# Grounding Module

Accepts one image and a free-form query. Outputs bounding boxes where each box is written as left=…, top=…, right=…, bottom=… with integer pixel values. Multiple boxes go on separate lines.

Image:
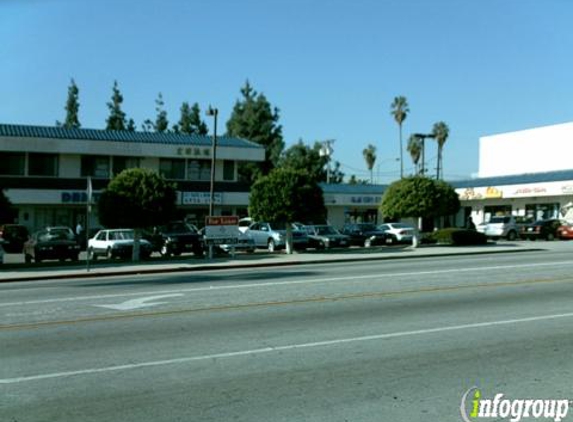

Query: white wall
left=479, top=122, right=573, bottom=177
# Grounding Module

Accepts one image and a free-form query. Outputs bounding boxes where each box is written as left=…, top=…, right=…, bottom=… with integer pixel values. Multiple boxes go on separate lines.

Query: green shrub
left=432, top=228, right=488, bottom=246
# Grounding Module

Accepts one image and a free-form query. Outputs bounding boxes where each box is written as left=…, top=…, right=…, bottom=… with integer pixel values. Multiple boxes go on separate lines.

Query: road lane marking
left=2, top=310, right=573, bottom=385
left=2, top=260, right=573, bottom=308
left=95, top=294, right=184, bottom=310
left=1, top=275, right=571, bottom=331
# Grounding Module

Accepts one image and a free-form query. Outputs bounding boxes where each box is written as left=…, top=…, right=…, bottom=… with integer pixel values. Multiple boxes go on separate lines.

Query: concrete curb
left=0, top=246, right=545, bottom=283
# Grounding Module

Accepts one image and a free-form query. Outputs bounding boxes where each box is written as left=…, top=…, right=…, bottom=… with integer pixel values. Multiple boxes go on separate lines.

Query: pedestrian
left=76, top=221, right=84, bottom=237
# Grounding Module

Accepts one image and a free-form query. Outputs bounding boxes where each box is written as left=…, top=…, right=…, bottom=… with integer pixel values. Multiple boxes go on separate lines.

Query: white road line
left=2, top=311, right=572, bottom=385
left=1, top=260, right=573, bottom=308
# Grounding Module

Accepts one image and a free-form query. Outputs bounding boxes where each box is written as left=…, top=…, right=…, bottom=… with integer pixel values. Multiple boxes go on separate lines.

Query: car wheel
left=35, top=254, right=42, bottom=263
left=268, top=239, right=276, bottom=253
left=507, top=231, right=517, bottom=241
left=71, top=254, right=79, bottom=262
left=193, top=246, right=204, bottom=257
left=547, top=233, right=555, bottom=241
left=25, top=253, right=32, bottom=264
left=247, top=248, right=255, bottom=254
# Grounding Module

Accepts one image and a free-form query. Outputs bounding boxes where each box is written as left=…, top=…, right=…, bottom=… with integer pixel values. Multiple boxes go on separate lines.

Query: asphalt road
left=2, top=249, right=573, bottom=421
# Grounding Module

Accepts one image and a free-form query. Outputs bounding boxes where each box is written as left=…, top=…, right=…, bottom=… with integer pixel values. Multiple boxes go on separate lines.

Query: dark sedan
left=23, top=226, right=81, bottom=263
left=145, top=221, right=204, bottom=257
left=304, top=225, right=351, bottom=249
left=520, top=219, right=563, bottom=241
left=340, top=223, right=388, bottom=247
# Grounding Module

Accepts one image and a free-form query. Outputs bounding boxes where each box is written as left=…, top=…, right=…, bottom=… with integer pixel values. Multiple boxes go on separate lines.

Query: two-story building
left=0, top=124, right=265, bottom=232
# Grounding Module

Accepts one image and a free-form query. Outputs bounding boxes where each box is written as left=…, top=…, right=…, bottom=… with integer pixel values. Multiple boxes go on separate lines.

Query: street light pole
left=206, top=106, right=218, bottom=217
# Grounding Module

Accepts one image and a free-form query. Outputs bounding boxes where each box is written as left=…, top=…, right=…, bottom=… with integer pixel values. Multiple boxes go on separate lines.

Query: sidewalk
left=0, top=243, right=545, bottom=283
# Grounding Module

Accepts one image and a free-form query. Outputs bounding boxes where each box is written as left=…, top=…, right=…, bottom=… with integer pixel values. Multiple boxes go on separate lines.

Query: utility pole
left=319, top=139, right=335, bottom=183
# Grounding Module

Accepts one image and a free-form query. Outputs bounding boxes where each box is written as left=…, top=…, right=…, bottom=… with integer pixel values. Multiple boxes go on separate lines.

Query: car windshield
left=162, top=222, right=193, bottom=233
left=358, top=223, right=377, bottom=231
left=489, top=216, right=510, bottom=224
left=38, top=228, right=75, bottom=242
left=110, top=230, right=134, bottom=240
left=316, top=226, right=337, bottom=235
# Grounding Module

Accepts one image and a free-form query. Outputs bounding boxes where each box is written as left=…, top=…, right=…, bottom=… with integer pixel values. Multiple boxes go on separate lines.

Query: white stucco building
left=455, top=122, right=573, bottom=226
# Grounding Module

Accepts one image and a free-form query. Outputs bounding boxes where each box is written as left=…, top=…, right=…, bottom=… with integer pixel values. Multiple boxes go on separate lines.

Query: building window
left=112, top=156, right=140, bottom=175
left=223, top=160, right=235, bottom=181
left=0, top=152, right=25, bottom=175
left=159, top=158, right=185, bottom=179
left=483, top=205, right=512, bottom=223
left=525, top=203, right=560, bottom=221
left=28, top=153, right=58, bottom=176
left=81, top=155, right=110, bottom=178
left=187, top=160, right=211, bottom=181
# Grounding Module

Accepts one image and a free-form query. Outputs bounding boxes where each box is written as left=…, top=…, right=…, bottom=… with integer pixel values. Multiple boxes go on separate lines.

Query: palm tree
left=432, top=121, right=450, bottom=180
left=391, top=96, right=409, bottom=178
left=362, top=144, right=377, bottom=183
left=407, top=134, right=422, bottom=175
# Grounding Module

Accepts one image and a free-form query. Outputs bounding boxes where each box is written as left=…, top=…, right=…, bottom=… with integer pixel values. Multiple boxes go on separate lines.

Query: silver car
left=247, top=222, right=308, bottom=252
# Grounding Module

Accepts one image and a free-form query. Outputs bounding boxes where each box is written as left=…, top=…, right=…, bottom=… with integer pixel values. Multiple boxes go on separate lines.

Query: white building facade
left=0, top=124, right=265, bottom=232
left=455, top=122, right=573, bottom=225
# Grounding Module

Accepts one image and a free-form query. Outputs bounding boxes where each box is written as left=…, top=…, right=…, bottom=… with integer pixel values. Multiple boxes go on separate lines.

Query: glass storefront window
left=28, top=153, right=58, bottom=176
left=483, top=205, right=512, bottom=223
left=112, top=156, right=140, bottom=175
left=187, top=160, right=211, bottom=181
left=159, top=158, right=185, bottom=180
left=81, top=155, right=110, bottom=178
left=525, top=203, right=560, bottom=221
left=223, top=160, right=235, bottom=181
left=0, top=152, right=25, bottom=175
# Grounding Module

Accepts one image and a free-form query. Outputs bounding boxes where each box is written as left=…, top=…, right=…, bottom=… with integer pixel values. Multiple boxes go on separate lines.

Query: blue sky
left=1, top=0, right=572, bottom=182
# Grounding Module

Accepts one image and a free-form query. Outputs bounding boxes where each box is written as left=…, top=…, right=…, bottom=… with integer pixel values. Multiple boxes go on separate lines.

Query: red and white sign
left=204, top=216, right=239, bottom=244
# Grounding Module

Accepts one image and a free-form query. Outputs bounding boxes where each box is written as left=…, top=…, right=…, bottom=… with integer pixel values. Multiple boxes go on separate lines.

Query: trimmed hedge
left=429, top=228, right=488, bottom=246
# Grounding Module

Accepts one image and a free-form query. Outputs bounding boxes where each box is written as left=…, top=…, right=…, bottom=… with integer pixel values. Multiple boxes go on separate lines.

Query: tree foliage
left=249, top=168, right=326, bottom=226
left=407, top=134, right=422, bottom=175
left=432, top=121, right=450, bottom=180
left=98, top=168, right=177, bottom=229
left=58, top=78, right=81, bottom=128
left=279, top=140, right=344, bottom=184
left=143, top=93, right=169, bottom=133
left=390, top=96, right=409, bottom=178
left=173, top=102, right=208, bottom=135
left=226, top=81, right=284, bottom=184
left=362, top=144, right=377, bottom=183
left=106, top=80, right=127, bottom=131
left=0, top=189, right=16, bottom=224
left=380, top=176, right=460, bottom=220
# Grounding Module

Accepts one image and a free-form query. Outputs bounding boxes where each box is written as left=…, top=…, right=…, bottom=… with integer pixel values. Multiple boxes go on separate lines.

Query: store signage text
left=350, top=196, right=382, bottom=204
left=182, top=192, right=222, bottom=205
left=61, top=191, right=101, bottom=204
left=176, top=147, right=211, bottom=157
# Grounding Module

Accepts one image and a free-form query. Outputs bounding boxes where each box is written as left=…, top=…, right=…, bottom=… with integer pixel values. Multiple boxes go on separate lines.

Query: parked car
left=248, top=222, right=309, bottom=252
left=238, top=217, right=253, bottom=234
left=23, top=226, right=80, bottom=263
left=303, top=225, right=350, bottom=249
left=0, top=224, right=29, bottom=253
left=520, top=219, right=563, bottom=241
left=340, top=223, right=388, bottom=247
left=377, top=222, right=416, bottom=244
left=484, top=216, right=530, bottom=240
left=145, top=221, right=204, bottom=257
left=210, top=230, right=256, bottom=254
left=88, top=229, right=152, bottom=260
left=557, top=222, right=573, bottom=240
